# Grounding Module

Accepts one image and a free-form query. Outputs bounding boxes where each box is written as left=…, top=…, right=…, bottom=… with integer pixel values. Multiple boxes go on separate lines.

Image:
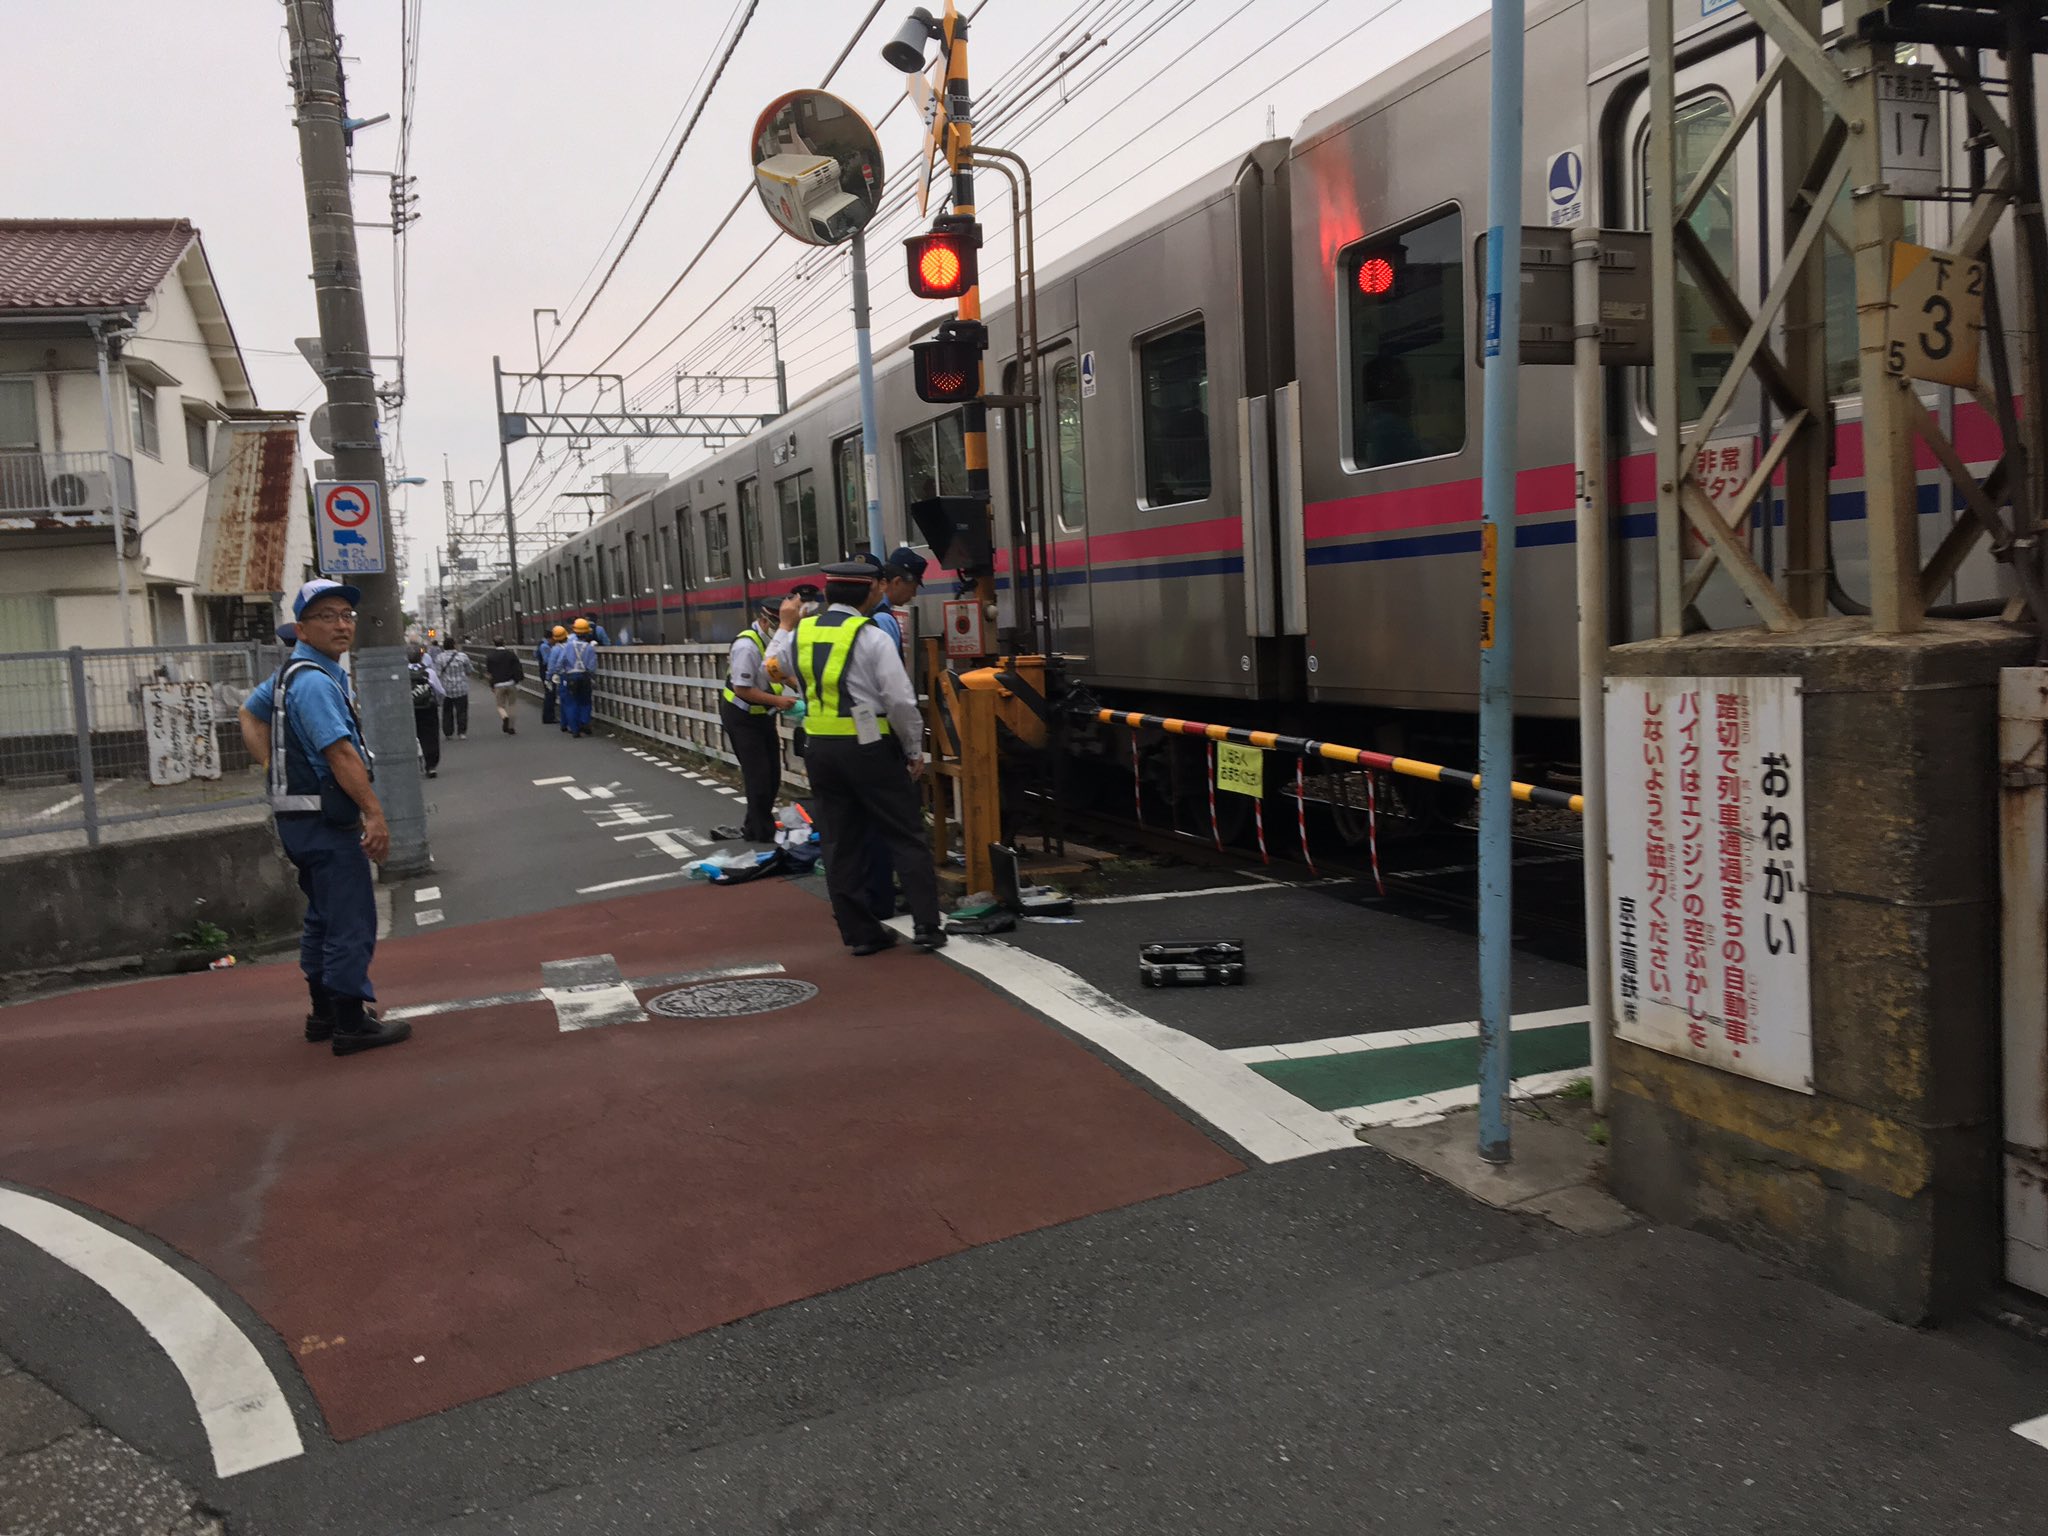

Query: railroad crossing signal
left=905, top=215, right=981, bottom=299
left=912, top=319, right=987, bottom=404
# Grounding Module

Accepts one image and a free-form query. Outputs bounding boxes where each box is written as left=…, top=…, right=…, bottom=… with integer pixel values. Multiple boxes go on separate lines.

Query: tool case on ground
left=1138, top=940, right=1246, bottom=987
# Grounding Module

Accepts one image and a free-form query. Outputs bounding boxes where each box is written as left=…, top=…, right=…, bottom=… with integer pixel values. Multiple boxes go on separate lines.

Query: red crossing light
left=905, top=216, right=982, bottom=299
left=1358, top=256, right=1396, bottom=297
left=912, top=319, right=987, bottom=404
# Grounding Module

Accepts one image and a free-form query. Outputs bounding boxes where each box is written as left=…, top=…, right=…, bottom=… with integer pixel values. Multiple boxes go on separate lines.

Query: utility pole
left=283, top=0, right=430, bottom=876
left=492, top=356, right=523, bottom=641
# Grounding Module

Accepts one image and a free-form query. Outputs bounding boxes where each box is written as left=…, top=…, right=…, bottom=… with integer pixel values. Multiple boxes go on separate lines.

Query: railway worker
left=540, top=624, right=566, bottom=729
left=552, top=617, right=600, bottom=739
left=580, top=611, right=613, bottom=647
left=235, top=579, right=411, bottom=1057
left=484, top=639, right=524, bottom=733
left=434, top=635, right=474, bottom=740
left=716, top=592, right=802, bottom=843
left=862, top=547, right=927, bottom=918
left=766, top=561, right=945, bottom=955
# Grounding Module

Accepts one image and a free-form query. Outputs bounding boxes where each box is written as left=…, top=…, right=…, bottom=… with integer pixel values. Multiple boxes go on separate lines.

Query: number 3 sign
left=1885, top=242, right=1985, bottom=389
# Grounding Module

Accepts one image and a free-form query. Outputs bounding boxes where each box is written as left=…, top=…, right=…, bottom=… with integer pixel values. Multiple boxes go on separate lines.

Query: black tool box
left=1138, top=940, right=1247, bottom=987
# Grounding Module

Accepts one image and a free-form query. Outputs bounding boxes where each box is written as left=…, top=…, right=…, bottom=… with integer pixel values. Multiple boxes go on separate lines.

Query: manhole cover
left=647, top=978, right=818, bottom=1019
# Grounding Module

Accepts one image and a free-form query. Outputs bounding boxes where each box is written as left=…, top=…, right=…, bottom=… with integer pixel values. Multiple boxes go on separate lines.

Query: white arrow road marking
left=0, top=1187, right=304, bottom=1478
left=532, top=776, right=575, bottom=786
left=542, top=954, right=647, bottom=1033
left=2016, top=1412, right=2048, bottom=1451
left=382, top=962, right=785, bottom=1022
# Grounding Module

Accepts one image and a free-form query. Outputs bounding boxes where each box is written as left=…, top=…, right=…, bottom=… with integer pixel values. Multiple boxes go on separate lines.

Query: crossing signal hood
left=905, top=216, right=981, bottom=299
left=912, top=319, right=987, bottom=404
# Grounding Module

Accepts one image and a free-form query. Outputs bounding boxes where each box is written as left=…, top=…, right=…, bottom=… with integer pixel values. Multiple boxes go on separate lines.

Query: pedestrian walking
left=715, top=592, right=802, bottom=842
left=539, top=625, right=564, bottom=728
left=767, top=561, right=944, bottom=955
left=435, top=637, right=474, bottom=739
left=552, top=618, right=599, bottom=738
left=862, top=547, right=926, bottom=918
left=484, top=640, right=525, bottom=733
left=235, top=579, right=411, bottom=1056
left=408, top=643, right=444, bottom=777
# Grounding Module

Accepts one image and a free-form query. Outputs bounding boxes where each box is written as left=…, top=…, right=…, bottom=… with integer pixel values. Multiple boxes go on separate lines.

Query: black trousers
left=441, top=693, right=469, bottom=737
left=720, top=700, right=782, bottom=843
left=413, top=706, right=440, bottom=773
left=806, top=735, right=939, bottom=945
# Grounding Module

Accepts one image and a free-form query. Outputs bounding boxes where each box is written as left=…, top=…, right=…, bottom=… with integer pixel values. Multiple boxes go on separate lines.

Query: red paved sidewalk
left=0, top=883, right=1241, bottom=1440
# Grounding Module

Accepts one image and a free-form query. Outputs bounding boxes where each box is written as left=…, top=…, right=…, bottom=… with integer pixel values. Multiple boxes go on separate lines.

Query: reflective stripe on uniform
left=720, top=627, right=784, bottom=715
left=795, top=611, right=889, bottom=738
left=269, top=661, right=328, bottom=813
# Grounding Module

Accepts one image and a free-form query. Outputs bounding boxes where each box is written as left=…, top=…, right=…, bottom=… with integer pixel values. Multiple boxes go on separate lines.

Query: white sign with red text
left=1605, top=674, right=1812, bottom=1093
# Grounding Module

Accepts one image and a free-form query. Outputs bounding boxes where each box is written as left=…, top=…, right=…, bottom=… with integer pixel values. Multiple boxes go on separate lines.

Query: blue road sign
left=315, top=480, right=386, bottom=576
left=1546, top=147, right=1586, bottom=228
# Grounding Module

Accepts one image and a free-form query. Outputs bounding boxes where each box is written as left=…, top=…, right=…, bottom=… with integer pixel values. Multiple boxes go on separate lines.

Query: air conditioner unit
left=47, top=470, right=114, bottom=515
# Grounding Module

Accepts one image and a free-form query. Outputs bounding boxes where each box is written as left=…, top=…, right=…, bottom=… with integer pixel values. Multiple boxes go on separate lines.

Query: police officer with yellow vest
left=767, top=562, right=944, bottom=954
left=718, top=592, right=800, bottom=842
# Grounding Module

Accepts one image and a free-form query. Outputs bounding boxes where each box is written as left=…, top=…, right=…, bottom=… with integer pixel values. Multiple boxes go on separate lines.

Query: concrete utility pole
left=283, top=0, right=430, bottom=875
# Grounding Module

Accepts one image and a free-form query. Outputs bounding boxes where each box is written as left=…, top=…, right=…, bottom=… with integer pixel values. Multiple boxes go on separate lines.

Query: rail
left=1090, top=708, right=1585, bottom=815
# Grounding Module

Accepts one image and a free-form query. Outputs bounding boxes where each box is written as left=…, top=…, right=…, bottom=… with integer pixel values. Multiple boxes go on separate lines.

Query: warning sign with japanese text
left=1215, top=742, right=1264, bottom=798
left=1604, top=675, right=1812, bottom=1094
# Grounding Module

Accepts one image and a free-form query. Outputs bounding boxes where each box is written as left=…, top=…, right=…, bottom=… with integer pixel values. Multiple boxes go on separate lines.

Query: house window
left=777, top=469, right=820, bottom=568
left=130, top=381, right=161, bottom=459
left=0, top=379, right=36, bottom=450
left=738, top=477, right=764, bottom=579
left=832, top=433, right=870, bottom=557
left=185, top=412, right=210, bottom=471
left=897, top=409, right=968, bottom=511
left=703, top=507, right=731, bottom=580
left=1137, top=318, right=1209, bottom=506
left=1340, top=207, right=1467, bottom=471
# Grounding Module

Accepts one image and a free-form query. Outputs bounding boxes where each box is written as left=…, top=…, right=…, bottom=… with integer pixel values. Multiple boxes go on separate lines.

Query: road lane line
left=561, top=786, right=591, bottom=801
left=541, top=954, right=647, bottom=1033
left=1339, top=1069, right=1590, bottom=1130
left=0, top=1187, right=304, bottom=1478
left=1075, top=881, right=1337, bottom=907
left=1226, top=1006, right=1593, bottom=1064
left=532, top=776, right=575, bottom=786
left=2015, top=1413, right=2048, bottom=1451
left=414, top=886, right=441, bottom=903
left=577, top=871, right=695, bottom=894
left=31, top=793, right=85, bottom=820
left=415, top=910, right=444, bottom=927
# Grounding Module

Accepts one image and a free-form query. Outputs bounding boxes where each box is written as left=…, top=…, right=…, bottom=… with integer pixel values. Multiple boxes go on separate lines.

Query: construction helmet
left=551, top=625, right=568, bottom=640
left=572, top=617, right=593, bottom=634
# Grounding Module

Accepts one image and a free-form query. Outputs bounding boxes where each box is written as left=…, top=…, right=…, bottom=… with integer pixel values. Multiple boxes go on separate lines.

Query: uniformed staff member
left=717, top=592, right=802, bottom=843
left=863, top=547, right=926, bottom=918
left=237, top=579, right=412, bottom=1057
left=540, top=624, right=565, bottom=728
left=552, top=617, right=598, bottom=738
left=767, top=561, right=944, bottom=955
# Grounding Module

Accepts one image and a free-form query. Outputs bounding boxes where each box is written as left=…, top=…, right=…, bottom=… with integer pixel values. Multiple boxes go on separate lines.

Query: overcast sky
left=3, top=0, right=1483, bottom=608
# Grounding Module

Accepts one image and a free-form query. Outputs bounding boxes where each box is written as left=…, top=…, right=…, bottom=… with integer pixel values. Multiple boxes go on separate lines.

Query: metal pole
left=849, top=230, right=887, bottom=556
left=89, top=323, right=135, bottom=649
left=493, top=355, right=523, bottom=641
left=1477, top=0, right=1525, bottom=1165
left=756, top=306, right=790, bottom=419
left=944, top=8, right=997, bottom=643
left=1572, top=218, right=1612, bottom=1116
left=67, top=646, right=100, bottom=848
left=284, top=0, right=429, bottom=875
left=1647, top=0, right=1682, bottom=637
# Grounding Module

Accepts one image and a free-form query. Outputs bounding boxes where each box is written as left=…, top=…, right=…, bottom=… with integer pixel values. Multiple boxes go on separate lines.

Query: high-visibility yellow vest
left=720, top=627, right=784, bottom=715
left=795, top=612, right=888, bottom=737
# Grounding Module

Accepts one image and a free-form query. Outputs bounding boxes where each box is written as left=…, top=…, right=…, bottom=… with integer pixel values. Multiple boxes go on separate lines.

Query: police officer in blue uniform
left=861, top=547, right=926, bottom=918
left=767, top=561, right=944, bottom=954
left=238, top=579, right=412, bottom=1056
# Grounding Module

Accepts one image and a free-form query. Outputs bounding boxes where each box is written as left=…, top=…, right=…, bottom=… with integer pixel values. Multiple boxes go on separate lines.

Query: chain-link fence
left=0, top=642, right=276, bottom=849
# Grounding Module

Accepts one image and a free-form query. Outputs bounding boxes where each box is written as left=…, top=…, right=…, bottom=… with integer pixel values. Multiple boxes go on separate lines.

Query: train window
left=1055, top=358, right=1086, bottom=531
left=703, top=507, right=731, bottom=581
left=777, top=470, right=821, bottom=568
left=1340, top=209, right=1466, bottom=471
left=739, top=478, right=765, bottom=579
left=1637, top=93, right=1738, bottom=421
left=1137, top=317, right=1210, bottom=507
left=898, top=410, right=969, bottom=510
left=832, top=433, right=870, bottom=557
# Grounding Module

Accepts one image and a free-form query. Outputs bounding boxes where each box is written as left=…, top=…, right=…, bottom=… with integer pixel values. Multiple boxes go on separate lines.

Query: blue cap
left=293, top=577, right=361, bottom=618
left=883, top=546, right=928, bottom=581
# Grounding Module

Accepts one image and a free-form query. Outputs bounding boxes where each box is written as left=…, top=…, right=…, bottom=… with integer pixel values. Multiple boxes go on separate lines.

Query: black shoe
left=912, top=928, right=948, bottom=952
left=503, top=720, right=512, bottom=734
left=426, top=768, right=438, bottom=778
left=304, top=1011, right=333, bottom=1043
left=709, top=825, right=746, bottom=842
left=850, top=933, right=899, bottom=957
left=331, top=1002, right=410, bottom=1057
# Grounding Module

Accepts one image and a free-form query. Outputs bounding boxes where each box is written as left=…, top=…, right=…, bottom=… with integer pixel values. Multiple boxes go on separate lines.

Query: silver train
left=464, top=0, right=2010, bottom=801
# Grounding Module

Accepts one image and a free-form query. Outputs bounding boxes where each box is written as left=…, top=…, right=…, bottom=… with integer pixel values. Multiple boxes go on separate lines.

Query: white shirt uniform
left=727, top=628, right=771, bottom=694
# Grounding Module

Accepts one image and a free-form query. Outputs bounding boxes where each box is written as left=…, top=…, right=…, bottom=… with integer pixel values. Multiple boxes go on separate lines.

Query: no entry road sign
left=315, top=480, right=386, bottom=575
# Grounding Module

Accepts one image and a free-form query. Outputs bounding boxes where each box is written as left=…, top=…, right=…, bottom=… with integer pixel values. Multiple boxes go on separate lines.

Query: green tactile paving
left=1250, top=1022, right=1592, bottom=1113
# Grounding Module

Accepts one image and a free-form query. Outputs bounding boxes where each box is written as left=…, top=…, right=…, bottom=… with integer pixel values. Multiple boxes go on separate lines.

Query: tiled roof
left=0, top=219, right=196, bottom=312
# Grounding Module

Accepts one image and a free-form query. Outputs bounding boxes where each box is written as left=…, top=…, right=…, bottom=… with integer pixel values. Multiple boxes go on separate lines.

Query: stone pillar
left=1606, top=618, right=2031, bottom=1322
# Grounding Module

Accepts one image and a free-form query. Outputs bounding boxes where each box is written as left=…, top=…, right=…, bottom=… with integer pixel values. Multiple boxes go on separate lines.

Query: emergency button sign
left=316, top=479, right=386, bottom=576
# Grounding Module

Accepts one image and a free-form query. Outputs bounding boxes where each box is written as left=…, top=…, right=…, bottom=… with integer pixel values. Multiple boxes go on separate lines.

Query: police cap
left=820, top=560, right=881, bottom=582
left=883, top=546, right=929, bottom=582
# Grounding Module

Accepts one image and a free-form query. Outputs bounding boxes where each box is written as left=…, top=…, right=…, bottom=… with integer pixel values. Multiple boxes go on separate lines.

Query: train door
left=1612, top=32, right=1767, bottom=634
left=999, top=341, right=1092, bottom=656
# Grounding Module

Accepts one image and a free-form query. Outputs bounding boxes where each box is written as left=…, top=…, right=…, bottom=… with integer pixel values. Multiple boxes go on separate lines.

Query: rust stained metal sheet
left=196, top=423, right=302, bottom=595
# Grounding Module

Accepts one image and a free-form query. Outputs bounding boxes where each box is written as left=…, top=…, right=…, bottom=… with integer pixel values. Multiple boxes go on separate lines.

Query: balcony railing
left=0, top=451, right=139, bottom=535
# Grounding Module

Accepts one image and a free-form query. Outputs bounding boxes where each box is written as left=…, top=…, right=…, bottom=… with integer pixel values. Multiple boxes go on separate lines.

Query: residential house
left=0, top=219, right=308, bottom=655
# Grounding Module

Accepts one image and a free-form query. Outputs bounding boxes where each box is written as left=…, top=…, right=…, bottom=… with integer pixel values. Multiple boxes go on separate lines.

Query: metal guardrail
left=0, top=642, right=272, bottom=847
left=0, top=449, right=138, bottom=533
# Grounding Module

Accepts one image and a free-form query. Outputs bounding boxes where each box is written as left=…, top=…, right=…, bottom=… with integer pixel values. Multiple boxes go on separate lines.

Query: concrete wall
left=1606, top=618, right=2032, bottom=1323
left=0, top=817, right=302, bottom=981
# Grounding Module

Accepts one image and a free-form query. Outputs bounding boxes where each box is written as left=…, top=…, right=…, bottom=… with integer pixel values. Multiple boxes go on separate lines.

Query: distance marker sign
left=314, top=480, right=386, bottom=576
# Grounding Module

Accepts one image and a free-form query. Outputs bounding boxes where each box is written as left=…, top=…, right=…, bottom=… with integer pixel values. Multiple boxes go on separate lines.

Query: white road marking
left=913, top=925, right=1358, bottom=1164
left=588, top=785, right=615, bottom=800
left=561, top=786, right=591, bottom=801
left=1074, top=881, right=1338, bottom=907
left=383, top=963, right=787, bottom=1022
left=374, top=886, right=393, bottom=941
left=414, top=886, right=441, bottom=903
left=0, top=1187, right=303, bottom=1478
left=1225, top=1006, right=1593, bottom=1064
left=1337, top=1069, right=1590, bottom=1130
left=577, top=871, right=694, bottom=894
left=718, top=788, right=744, bottom=798
left=2014, top=1412, right=2048, bottom=1451
left=415, top=910, right=444, bottom=927
left=541, top=954, right=647, bottom=1033
left=532, top=776, right=575, bottom=786
left=31, top=793, right=85, bottom=820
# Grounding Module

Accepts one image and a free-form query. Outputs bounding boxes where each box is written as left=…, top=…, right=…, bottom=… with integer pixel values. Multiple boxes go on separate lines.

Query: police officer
left=717, top=592, right=801, bottom=843
left=236, top=579, right=412, bottom=1056
left=862, top=548, right=926, bottom=917
left=767, top=561, right=944, bottom=954
left=552, top=617, right=599, bottom=738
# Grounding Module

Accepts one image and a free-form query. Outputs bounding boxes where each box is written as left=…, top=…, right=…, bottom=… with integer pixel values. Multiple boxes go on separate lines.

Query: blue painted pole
left=850, top=228, right=887, bottom=557
left=1477, top=0, right=1524, bottom=1165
